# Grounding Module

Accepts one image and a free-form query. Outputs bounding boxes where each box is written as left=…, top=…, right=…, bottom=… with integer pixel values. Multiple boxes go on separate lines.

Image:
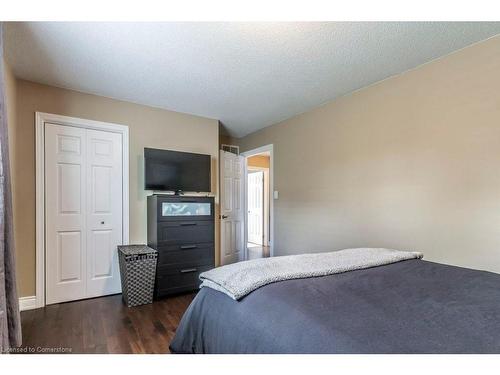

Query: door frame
left=35, top=112, right=129, bottom=308
left=241, top=144, right=274, bottom=260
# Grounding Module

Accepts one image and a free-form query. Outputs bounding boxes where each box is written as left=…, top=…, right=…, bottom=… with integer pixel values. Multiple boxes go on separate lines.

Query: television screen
left=144, top=148, right=211, bottom=192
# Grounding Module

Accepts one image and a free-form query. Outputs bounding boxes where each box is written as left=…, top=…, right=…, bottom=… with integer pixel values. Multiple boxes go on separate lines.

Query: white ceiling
left=5, top=22, right=500, bottom=137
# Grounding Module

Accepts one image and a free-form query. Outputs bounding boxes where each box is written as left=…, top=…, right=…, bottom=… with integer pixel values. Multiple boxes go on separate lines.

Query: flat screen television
left=144, top=148, right=211, bottom=193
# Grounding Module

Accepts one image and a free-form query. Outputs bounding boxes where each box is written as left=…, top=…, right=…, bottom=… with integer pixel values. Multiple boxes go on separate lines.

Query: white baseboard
left=19, top=296, right=37, bottom=311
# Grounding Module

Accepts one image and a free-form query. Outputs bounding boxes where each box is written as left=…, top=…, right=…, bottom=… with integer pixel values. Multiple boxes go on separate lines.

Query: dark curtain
left=0, top=22, right=21, bottom=353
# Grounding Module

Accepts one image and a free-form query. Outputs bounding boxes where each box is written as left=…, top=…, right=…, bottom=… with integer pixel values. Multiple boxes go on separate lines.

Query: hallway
left=247, top=242, right=270, bottom=259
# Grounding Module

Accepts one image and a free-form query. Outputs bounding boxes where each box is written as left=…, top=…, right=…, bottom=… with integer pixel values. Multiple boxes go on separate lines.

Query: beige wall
left=12, top=79, right=219, bottom=297
left=236, top=36, right=500, bottom=274
left=247, top=155, right=270, bottom=169
left=219, top=134, right=233, bottom=146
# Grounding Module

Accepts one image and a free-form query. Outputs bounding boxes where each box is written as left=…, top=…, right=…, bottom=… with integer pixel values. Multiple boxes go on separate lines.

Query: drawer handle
left=180, top=268, right=198, bottom=273
left=180, top=245, right=197, bottom=250
left=180, top=222, right=197, bottom=226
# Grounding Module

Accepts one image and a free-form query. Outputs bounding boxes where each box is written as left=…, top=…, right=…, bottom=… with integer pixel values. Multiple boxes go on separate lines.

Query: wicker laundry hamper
left=118, top=245, right=158, bottom=307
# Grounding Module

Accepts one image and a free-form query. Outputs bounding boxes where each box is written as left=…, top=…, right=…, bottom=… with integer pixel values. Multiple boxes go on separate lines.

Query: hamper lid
left=118, top=244, right=157, bottom=256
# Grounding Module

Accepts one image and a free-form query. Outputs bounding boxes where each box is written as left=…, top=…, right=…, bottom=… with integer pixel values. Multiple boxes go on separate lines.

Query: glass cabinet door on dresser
left=162, top=202, right=211, bottom=217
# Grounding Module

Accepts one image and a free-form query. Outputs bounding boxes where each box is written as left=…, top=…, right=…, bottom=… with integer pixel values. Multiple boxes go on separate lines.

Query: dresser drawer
left=157, top=244, right=214, bottom=266
left=155, top=264, right=212, bottom=297
left=157, top=259, right=213, bottom=274
left=157, top=221, right=214, bottom=246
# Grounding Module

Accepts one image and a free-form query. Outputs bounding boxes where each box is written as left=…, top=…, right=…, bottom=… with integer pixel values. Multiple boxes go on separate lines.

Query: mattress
left=170, top=259, right=500, bottom=353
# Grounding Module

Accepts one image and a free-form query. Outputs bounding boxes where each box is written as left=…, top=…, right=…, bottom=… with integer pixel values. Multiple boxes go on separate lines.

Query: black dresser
left=147, top=194, right=215, bottom=298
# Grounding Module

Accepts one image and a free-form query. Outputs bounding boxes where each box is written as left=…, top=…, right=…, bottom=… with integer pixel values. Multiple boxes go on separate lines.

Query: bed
left=169, top=252, right=500, bottom=354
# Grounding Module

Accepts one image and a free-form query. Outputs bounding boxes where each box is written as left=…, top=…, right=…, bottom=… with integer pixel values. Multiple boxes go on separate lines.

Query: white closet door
left=85, top=129, right=123, bottom=298
left=45, top=124, right=123, bottom=304
left=45, top=123, right=87, bottom=304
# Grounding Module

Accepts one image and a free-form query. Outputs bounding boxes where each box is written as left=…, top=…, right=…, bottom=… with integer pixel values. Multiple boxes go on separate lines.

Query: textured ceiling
left=5, top=22, right=500, bottom=137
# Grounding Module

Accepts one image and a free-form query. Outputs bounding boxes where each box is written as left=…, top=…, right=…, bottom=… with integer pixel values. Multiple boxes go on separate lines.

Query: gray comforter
left=170, top=259, right=500, bottom=353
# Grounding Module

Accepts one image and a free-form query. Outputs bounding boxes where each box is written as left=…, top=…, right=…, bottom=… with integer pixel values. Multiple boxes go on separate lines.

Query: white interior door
left=45, top=123, right=123, bottom=305
left=45, top=124, right=87, bottom=304
left=220, top=150, right=245, bottom=265
left=85, top=129, right=123, bottom=298
left=247, top=171, right=264, bottom=245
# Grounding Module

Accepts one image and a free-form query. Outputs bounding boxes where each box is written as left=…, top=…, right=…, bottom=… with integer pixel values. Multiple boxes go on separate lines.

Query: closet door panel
left=86, top=129, right=123, bottom=298
left=45, top=123, right=87, bottom=304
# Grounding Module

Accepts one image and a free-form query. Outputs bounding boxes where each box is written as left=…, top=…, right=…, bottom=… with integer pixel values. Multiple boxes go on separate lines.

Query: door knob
left=101, top=221, right=105, bottom=224
left=221, top=215, right=228, bottom=219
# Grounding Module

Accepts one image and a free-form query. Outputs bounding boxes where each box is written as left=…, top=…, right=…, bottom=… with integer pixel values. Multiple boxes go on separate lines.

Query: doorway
left=242, top=145, right=274, bottom=260
left=219, top=144, right=274, bottom=265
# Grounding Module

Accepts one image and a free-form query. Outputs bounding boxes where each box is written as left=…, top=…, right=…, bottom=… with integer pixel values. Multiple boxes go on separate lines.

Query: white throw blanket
left=200, top=248, right=423, bottom=300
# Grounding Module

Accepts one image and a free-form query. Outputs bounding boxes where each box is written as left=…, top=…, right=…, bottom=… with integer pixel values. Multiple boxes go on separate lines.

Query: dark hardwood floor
left=17, top=293, right=196, bottom=354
